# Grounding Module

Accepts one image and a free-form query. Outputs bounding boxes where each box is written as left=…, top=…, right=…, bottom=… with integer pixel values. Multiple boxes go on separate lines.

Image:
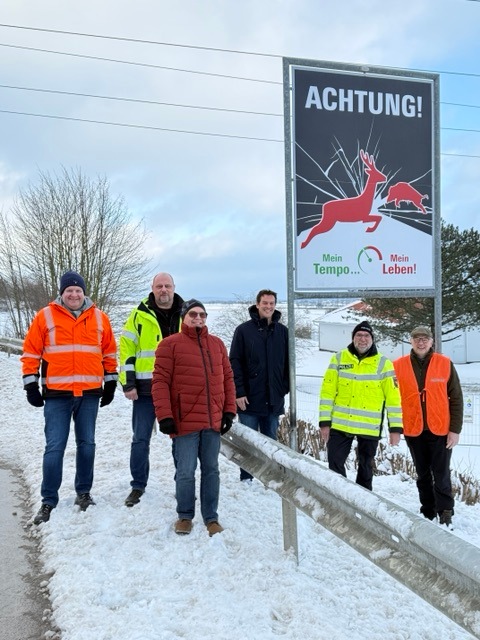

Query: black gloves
left=159, top=418, right=176, bottom=435
left=25, top=383, right=44, bottom=408
left=100, top=380, right=117, bottom=407
left=221, top=412, right=235, bottom=435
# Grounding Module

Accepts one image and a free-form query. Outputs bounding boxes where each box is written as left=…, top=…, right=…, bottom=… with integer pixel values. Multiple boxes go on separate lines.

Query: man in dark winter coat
left=119, top=272, right=184, bottom=507
left=229, top=289, right=290, bottom=481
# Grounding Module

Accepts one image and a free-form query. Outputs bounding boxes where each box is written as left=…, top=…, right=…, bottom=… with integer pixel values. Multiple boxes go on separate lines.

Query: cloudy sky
left=0, top=0, right=479, bottom=300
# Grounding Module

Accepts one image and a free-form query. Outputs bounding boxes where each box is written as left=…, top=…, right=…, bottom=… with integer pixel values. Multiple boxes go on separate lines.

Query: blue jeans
left=173, top=429, right=220, bottom=523
left=129, top=395, right=156, bottom=490
left=238, top=412, right=279, bottom=481
left=41, top=395, right=99, bottom=507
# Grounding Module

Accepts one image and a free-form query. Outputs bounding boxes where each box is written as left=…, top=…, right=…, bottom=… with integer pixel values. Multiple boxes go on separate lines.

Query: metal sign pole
left=283, top=57, right=299, bottom=559
left=433, top=76, right=443, bottom=352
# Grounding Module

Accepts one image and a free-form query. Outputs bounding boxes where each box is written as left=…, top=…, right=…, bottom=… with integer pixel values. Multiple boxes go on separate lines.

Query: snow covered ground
left=1, top=329, right=480, bottom=639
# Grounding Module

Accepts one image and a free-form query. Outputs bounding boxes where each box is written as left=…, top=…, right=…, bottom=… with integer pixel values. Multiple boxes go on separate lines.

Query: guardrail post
left=281, top=499, right=298, bottom=556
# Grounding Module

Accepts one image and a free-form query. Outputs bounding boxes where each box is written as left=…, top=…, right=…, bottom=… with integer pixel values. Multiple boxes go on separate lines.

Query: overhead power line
left=1, top=108, right=480, bottom=159
left=0, top=24, right=478, bottom=158
left=0, top=83, right=283, bottom=117
left=442, top=152, right=480, bottom=158
left=1, top=82, right=479, bottom=116
left=0, top=23, right=479, bottom=81
left=0, top=43, right=282, bottom=85
left=0, top=108, right=284, bottom=142
left=442, top=101, right=480, bottom=110
left=443, top=126, right=480, bottom=133
left=0, top=23, right=281, bottom=59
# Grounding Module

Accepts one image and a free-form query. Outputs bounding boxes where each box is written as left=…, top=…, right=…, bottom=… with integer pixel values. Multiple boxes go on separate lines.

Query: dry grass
left=452, top=471, right=480, bottom=506
left=278, top=416, right=480, bottom=506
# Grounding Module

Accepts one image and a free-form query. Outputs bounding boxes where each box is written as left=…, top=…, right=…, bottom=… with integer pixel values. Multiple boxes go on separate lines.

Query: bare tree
left=0, top=167, right=149, bottom=337
left=209, top=294, right=253, bottom=349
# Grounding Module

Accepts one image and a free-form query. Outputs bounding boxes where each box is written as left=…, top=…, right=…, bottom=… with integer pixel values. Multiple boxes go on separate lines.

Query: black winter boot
left=75, top=493, right=96, bottom=511
left=33, top=503, right=54, bottom=525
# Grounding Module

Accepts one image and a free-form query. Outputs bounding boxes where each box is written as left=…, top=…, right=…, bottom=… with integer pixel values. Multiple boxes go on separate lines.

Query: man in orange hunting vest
left=394, top=326, right=463, bottom=530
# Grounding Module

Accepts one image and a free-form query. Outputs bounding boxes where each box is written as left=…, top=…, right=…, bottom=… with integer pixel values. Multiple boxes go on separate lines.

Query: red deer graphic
left=301, top=150, right=387, bottom=249
left=386, top=182, right=428, bottom=214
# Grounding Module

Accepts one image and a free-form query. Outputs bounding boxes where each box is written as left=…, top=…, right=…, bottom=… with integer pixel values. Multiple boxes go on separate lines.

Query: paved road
left=0, top=464, right=56, bottom=640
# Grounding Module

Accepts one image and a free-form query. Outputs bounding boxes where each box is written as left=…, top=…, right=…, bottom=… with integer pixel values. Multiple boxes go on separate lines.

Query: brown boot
left=206, top=521, right=224, bottom=537
left=174, top=519, right=193, bottom=535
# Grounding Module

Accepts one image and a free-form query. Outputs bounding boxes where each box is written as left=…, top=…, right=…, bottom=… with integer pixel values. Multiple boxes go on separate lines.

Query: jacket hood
left=248, top=304, right=282, bottom=325
left=54, top=296, right=94, bottom=313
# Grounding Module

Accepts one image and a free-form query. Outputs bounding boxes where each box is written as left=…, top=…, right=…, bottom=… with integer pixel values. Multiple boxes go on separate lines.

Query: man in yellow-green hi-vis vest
left=119, top=272, right=183, bottom=507
left=319, top=320, right=402, bottom=490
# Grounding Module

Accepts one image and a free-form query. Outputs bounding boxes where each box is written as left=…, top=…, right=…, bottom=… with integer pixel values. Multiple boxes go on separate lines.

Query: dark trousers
left=327, top=429, right=379, bottom=491
left=405, top=430, right=454, bottom=517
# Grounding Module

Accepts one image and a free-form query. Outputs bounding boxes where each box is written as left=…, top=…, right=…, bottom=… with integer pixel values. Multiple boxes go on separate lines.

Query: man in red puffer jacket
left=152, top=299, right=236, bottom=537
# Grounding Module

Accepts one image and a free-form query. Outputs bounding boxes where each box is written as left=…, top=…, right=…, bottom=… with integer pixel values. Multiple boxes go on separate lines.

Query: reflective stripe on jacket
left=119, top=297, right=182, bottom=394
left=394, top=353, right=451, bottom=436
left=319, top=348, right=402, bottom=437
left=21, top=299, right=118, bottom=397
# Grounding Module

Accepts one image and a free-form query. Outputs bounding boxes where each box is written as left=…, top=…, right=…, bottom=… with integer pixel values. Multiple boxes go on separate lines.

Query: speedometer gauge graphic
left=357, top=246, right=383, bottom=273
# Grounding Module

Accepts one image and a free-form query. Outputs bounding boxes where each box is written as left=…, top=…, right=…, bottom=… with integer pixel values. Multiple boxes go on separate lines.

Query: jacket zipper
left=197, top=332, right=213, bottom=427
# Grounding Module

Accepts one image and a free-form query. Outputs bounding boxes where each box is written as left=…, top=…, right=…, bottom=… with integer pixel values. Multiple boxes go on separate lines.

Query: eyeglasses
left=187, top=311, right=207, bottom=319
left=412, top=336, right=431, bottom=343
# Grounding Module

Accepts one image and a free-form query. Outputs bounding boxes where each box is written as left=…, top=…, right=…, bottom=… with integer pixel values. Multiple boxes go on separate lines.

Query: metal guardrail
left=0, top=337, right=23, bottom=356
left=221, top=424, right=480, bottom=639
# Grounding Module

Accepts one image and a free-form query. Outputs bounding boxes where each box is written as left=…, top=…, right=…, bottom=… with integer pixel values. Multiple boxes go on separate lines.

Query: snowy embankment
left=1, top=349, right=479, bottom=640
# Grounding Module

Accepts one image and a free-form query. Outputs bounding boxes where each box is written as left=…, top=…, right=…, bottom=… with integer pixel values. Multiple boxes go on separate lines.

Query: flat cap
left=410, top=325, right=433, bottom=338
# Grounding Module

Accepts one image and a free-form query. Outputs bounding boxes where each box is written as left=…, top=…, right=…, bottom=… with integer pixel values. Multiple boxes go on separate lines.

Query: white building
left=317, top=301, right=480, bottom=364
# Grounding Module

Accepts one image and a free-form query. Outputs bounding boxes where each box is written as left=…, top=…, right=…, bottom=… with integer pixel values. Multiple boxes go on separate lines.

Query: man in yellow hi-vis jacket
left=319, top=321, right=402, bottom=490
left=119, top=272, right=183, bottom=507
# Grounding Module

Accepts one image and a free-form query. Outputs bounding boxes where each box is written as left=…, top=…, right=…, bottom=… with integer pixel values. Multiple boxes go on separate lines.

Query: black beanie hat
left=352, top=320, right=374, bottom=340
left=181, top=299, right=206, bottom=319
left=60, top=271, right=86, bottom=295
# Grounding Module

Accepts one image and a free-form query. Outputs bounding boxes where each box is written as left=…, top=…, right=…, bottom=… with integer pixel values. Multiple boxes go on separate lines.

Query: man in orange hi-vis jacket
left=394, top=325, right=463, bottom=530
left=21, top=271, right=118, bottom=525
